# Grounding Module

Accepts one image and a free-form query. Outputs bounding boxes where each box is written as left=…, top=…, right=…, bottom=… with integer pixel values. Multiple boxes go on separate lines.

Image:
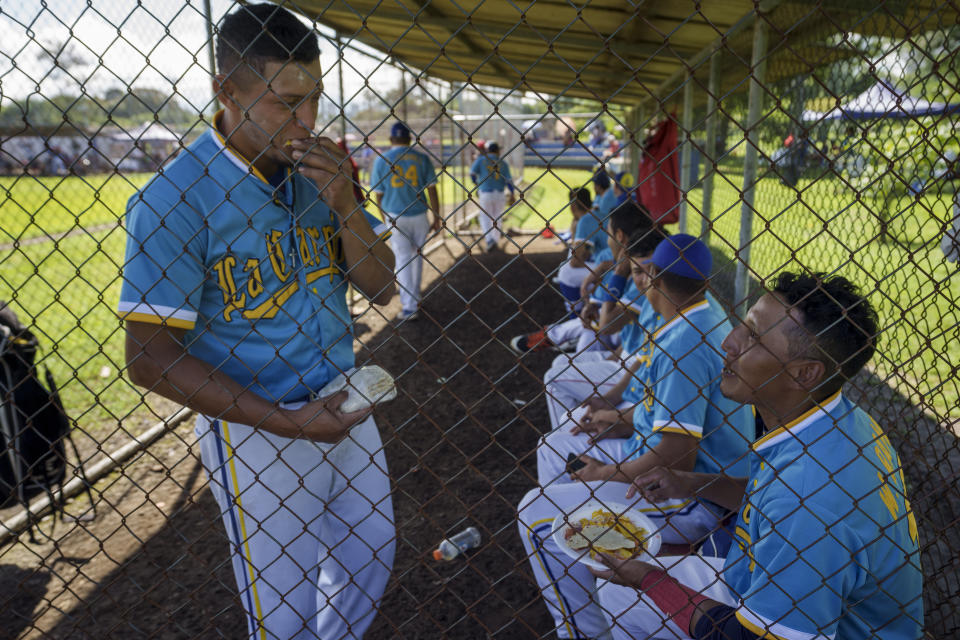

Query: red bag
left=635, top=116, right=681, bottom=224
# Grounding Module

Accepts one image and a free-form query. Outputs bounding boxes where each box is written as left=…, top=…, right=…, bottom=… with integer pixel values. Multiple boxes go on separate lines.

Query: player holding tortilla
left=591, top=273, right=922, bottom=639
left=118, top=5, right=396, bottom=638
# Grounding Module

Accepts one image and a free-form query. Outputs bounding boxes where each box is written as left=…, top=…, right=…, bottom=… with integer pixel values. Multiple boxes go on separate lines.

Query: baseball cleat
left=508, top=328, right=553, bottom=354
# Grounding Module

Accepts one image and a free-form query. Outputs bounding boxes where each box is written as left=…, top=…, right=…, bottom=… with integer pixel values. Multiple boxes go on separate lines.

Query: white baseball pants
left=386, top=212, right=431, bottom=314
left=597, top=555, right=735, bottom=640
left=477, top=190, right=506, bottom=246
left=197, top=413, right=395, bottom=640
left=544, top=353, right=622, bottom=431
left=517, top=482, right=724, bottom=640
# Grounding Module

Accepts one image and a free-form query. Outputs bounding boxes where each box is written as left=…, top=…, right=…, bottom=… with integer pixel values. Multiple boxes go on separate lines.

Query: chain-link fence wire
left=1, top=0, right=958, bottom=637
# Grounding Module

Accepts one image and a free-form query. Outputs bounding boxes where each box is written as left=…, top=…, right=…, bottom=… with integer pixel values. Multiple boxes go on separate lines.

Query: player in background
left=541, top=226, right=662, bottom=430
left=371, top=122, right=441, bottom=321
left=517, top=235, right=753, bottom=639
left=469, top=141, right=516, bottom=252
left=593, top=272, right=922, bottom=640
left=509, top=201, right=651, bottom=356
left=118, top=5, right=396, bottom=638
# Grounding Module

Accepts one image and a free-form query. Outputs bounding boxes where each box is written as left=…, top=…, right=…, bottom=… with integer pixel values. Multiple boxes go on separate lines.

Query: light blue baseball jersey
left=370, top=145, right=437, bottom=216
left=617, top=282, right=658, bottom=357
left=469, top=154, right=513, bottom=193
left=723, top=392, right=922, bottom=639
left=622, top=299, right=752, bottom=476
left=574, top=187, right=619, bottom=249
left=118, top=116, right=391, bottom=403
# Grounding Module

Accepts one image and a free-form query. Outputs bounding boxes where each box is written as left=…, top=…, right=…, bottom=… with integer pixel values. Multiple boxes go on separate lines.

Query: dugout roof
left=289, top=0, right=957, bottom=106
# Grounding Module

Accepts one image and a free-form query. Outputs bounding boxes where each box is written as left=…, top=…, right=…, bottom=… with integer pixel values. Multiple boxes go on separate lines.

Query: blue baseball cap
left=651, top=234, right=712, bottom=281
left=390, top=122, right=411, bottom=139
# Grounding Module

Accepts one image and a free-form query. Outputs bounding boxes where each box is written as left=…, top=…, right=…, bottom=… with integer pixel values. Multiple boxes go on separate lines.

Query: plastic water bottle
left=432, top=527, right=482, bottom=561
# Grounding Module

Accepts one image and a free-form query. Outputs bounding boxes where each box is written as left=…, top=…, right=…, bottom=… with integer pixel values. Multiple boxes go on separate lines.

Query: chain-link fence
left=1, top=0, right=958, bottom=638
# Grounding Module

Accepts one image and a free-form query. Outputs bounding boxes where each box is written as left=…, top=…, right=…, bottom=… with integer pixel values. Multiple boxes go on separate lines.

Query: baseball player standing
left=370, top=122, right=441, bottom=321
left=118, top=5, right=396, bottom=638
left=469, top=142, right=516, bottom=252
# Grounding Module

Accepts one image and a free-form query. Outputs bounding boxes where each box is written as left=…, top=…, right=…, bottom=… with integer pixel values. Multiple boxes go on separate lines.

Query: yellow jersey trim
left=735, top=610, right=793, bottom=640
left=752, top=391, right=842, bottom=451
left=119, top=311, right=195, bottom=330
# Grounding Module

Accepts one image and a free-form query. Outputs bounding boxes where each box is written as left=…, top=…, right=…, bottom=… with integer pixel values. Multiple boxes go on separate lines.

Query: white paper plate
left=551, top=501, right=661, bottom=570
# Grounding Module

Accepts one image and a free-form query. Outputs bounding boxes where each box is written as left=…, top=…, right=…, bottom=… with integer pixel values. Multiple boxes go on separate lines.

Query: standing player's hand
left=288, top=137, right=359, bottom=216
left=430, top=215, right=443, bottom=233
left=508, top=192, right=517, bottom=207
left=283, top=390, right=372, bottom=443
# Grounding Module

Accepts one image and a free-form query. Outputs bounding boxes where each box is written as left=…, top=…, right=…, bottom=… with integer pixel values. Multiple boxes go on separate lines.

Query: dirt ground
left=0, top=235, right=570, bottom=639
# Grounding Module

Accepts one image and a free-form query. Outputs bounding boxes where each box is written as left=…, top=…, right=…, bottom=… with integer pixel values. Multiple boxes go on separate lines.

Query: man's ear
left=214, top=74, right=241, bottom=111
left=787, top=358, right=827, bottom=392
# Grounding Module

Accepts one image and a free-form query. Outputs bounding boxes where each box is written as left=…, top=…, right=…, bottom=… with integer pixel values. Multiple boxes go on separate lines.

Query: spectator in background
left=470, top=141, right=516, bottom=253
left=593, top=272, right=921, bottom=640
left=370, top=122, right=442, bottom=322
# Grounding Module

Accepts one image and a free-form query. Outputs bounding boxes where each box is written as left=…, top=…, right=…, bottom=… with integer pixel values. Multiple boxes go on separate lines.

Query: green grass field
left=1, top=165, right=956, bottom=445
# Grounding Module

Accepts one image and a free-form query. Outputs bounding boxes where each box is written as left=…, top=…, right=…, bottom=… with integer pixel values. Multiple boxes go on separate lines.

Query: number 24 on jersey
left=390, top=164, right=419, bottom=188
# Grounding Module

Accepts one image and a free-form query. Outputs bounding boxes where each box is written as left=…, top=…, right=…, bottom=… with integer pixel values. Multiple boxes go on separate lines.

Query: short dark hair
left=592, top=170, right=611, bottom=191
left=652, top=267, right=706, bottom=299
left=772, top=272, right=878, bottom=393
left=216, top=4, right=319, bottom=82
left=569, top=187, right=592, bottom=211
left=625, top=226, right=663, bottom=258
left=608, top=200, right=652, bottom=239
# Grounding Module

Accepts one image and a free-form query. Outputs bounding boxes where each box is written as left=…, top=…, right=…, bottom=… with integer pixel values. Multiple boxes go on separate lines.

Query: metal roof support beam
left=648, top=0, right=784, bottom=103
left=734, top=16, right=769, bottom=318
left=678, top=73, right=694, bottom=233
left=337, top=35, right=347, bottom=140
left=203, top=0, right=217, bottom=115
left=700, top=48, right=720, bottom=241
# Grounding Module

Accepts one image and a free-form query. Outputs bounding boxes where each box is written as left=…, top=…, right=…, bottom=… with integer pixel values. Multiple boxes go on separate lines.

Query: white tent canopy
left=803, top=81, right=960, bottom=121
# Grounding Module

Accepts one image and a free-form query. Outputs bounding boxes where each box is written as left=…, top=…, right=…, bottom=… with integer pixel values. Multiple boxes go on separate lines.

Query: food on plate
left=563, top=509, right=648, bottom=560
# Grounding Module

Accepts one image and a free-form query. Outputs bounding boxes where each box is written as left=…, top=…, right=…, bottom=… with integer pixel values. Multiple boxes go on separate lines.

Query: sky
left=0, top=0, right=403, bottom=113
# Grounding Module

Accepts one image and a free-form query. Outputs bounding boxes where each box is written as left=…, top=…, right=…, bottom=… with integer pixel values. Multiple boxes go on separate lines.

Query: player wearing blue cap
left=370, top=121, right=441, bottom=321
left=469, top=141, right=516, bottom=252
left=518, top=234, right=753, bottom=639
left=591, top=272, right=922, bottom=640
left=118, top=5, right=396, bottom=638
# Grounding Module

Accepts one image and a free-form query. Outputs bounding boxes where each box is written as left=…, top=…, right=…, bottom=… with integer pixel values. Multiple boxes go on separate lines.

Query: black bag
left=0, top=302, right=93, bottom=539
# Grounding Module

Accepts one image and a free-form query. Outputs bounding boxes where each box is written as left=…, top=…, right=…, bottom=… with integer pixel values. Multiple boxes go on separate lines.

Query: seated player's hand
left=285, top=390, right=372, bottom=443
left=288, top=137, right=358, bottom=215
left=579, top=302, right=598, bottom=328
left=568, top=454, right=613, bottom=482
left=626, top=466, right=697, bottom=501
left=589, top=553, right=658, bottom=587
left=580, top=394, right=614, bottom=412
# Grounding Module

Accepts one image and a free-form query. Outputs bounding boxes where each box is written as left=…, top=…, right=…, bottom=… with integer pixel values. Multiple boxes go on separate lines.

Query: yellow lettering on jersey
left=642, top=384, right=654, bottom=411
left=212, top=255, right=246, bottom=322
left=877, top=473, right=899, bottom=523
left=305, top=226, right=323, bottom=263
left=242, top=280, right=299, bottom=320
left=742, top=502, right=752, bottom=525
left=321, top=225, right=343, bottom=266
left=243, top=259, right=264, bottom=298
left=266, top=230, right=290, bottom=282
left=734, top=526, right=756, bottom=572
left=904, top=499, right=919, bottom=545
left=295, top=226, right=315, bottom=266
